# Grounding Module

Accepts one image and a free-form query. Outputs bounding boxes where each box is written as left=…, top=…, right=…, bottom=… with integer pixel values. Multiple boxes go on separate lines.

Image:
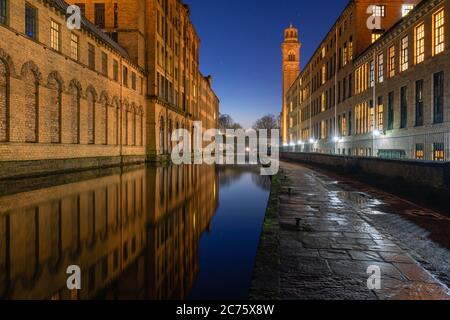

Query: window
left=377, top=96, right=383, bottom=130
left=343, top=42, right=348, bottom=66
left=388, top=46, right=395, bottom=78
left=373, top=5, right=385, bottom=17
left=402, top=5, right=414, bottom=17
left=88, top=44, right=95, bottom=70
left=75, top=3, right=85, bottom=16
left=71, top=33, right=79, bottom=61
left=114, top=3, right=118, bottom=29
left=415, top=24, right=425, bottom=64
left=25, top=3, right=38, bottom=40
left=101, top=52, right=108, bottom=76
left=321, top=65, right=326, bottom=84
left=433, top=71, right=444, bottom=124
left=400, top=36, right=408, bottom=72
left=349, top=37, right=353, bottom=61
left=433, top=143, right=445, bottom=161
left=50, top=20, right=60, bottom=51
left=400, top=86, right=408, bottom=129
left=369, top=60, right=375, bottom=87
left=372, top=32, right=382, bottom=43
left=0, top=0, right=7, bottom=25
left=113, top=60, right=119, bottom=81
left=433, top=9, right=445, bottom=55
left=415, top=144, right=424, bottom=160
left=95, top=3, right=105, bottom=29
left=377, top=53, right=384, bottom=83
left=131, top=72, right=137, bottom=90
left=388, top=91, right=394, bottom=130
left=415, top=80, right=424, bottom=126
left=123, top=67, right=128, bottom=87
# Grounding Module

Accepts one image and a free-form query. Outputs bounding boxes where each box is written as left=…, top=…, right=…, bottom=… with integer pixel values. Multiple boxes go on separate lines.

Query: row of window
left=0, top=1, right=143, bottom=93
left=372, top=8, right=445, bottom=86
left=297, top=70, right=444, bottom=141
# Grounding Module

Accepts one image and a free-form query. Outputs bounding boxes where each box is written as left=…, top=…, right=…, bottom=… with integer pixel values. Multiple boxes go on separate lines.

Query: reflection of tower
left=281, top=24, right=301, bottom=144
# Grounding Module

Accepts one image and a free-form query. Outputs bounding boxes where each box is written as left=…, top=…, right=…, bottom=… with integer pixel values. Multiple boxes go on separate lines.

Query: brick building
left=0, top=0, right=219, bottom=178
left=69, top=0, right=219, bottom=158
left=284, top=0, right=449, bottom=161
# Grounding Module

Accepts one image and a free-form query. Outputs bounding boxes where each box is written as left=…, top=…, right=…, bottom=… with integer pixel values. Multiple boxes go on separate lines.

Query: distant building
left=281, top=24, right=301, bottom=145
left=283, top=0, right=449, bottom=161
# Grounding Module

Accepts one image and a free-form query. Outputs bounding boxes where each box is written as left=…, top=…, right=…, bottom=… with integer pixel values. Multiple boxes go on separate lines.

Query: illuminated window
left=402, top=4, right=414, bottom=17
left=415, top=23, right=425, bottom=64
left=373, top=5, right=385, bottom=17
left=433, top=9, right=445, bottom=55
left=50, top=20, right=60, bottom=51
left=322, top=64, right=326, bottom=84
left=343, top=42, right=348, bottom=66
left=377, top=96, right=383, bottom=130
left=349, top=37, right=353, bottom=61
left=388, top=46, right=395, bottom=78
left=415, top=144, right=424, bottom=160
left=400, top=36, right=408, bottom=71
left=377, top=53, right=384, bottom=83
left=71, top=33, right=79, bottom=61
left=372, top=31, right=382, bottom=43
left=433, top=143, right=445, bottom=161
left=369, top=60, right=375, bottom=87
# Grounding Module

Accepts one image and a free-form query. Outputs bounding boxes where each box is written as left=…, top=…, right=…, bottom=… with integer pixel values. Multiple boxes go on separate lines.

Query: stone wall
left=281, top=152, right=450, bottom=189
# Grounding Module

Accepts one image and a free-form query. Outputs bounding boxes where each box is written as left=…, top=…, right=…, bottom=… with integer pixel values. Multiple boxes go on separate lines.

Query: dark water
left=0, top=165, right=270, bottom=300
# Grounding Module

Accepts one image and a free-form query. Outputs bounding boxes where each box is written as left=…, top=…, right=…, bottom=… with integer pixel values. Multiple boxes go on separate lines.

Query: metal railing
left=282, top=130, right=450, bottom=162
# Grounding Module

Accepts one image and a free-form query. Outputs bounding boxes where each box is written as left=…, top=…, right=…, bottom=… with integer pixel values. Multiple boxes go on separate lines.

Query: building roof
left=51, top=0, right=130, bottom=58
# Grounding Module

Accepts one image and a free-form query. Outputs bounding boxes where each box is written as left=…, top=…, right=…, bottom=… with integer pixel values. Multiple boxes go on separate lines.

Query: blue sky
left=185, top=0, right=349, bottom=128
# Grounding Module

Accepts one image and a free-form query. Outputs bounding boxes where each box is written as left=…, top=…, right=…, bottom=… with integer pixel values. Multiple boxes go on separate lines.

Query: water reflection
left=0, top=164, right=269, bottom=300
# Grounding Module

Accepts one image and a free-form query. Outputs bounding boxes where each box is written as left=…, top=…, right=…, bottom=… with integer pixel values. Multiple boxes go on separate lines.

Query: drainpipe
left=334, top=27, right=338, bottom=155
left=372, top=50, right=376, bottom=157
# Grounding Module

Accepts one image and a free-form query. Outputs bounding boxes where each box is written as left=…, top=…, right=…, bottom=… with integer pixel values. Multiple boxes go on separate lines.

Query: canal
left=0, top=165, right=270, bottom=300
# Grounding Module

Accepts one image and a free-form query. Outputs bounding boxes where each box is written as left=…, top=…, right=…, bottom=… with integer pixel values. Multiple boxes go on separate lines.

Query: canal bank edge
left=249, top=174, right=282, bottom=300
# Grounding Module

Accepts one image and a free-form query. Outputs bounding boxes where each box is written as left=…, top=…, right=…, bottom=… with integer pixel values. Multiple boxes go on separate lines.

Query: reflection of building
left=0, top=0, right=219, bottom=179
left=284, top=0, right=450, bottom=161
left=0, top=165, right=218, bottom=300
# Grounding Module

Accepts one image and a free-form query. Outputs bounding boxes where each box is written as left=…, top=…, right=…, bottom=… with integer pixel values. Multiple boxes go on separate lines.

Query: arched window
left=48, top=73, right=63, bottom=143
left=86, top=89, right=95, bottom=144
left=132, top=107, right=136, bottom=146
left=99, top=93, right=108, bottom=145
left=0, top=58, right=9, bottom=142
left=112, top=98, right=119, bottom=145
left=139, top=107, right=144, bottom=146
left=68, top=81, right=81, bottom=144
left=168, top=119, right=173, bottom=152
left=159, top=116, right=165, bottom=154
left=288, top=51, right=296, bottom=61
left=24, top=69, right=39, bottom=143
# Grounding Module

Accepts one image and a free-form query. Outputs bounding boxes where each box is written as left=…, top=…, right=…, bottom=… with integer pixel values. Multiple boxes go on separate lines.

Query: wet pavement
left=253, top=161, right=450, bottom=300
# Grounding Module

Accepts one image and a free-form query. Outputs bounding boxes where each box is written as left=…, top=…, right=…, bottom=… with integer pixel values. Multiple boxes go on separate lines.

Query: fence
left=282, top=130, right=450, bottom=162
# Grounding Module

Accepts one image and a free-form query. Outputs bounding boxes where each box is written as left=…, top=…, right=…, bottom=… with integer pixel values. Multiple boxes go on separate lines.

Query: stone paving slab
left=251, top=161, right=450, bottom=300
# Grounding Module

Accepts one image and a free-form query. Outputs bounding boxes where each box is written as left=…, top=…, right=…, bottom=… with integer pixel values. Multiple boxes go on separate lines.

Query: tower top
left=284, top=24, right=298, bottom=42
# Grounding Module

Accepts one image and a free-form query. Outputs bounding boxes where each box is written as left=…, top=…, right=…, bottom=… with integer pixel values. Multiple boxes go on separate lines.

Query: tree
left=219, top=113, right=242, bottom=131
left=252, top=114, right=279, bottom=131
